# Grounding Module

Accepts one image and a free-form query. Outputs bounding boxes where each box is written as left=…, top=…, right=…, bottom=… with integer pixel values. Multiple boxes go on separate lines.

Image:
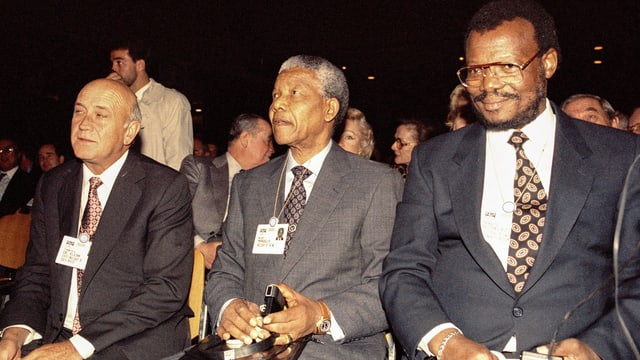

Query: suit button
left=512, top=307, right=523, bottom=317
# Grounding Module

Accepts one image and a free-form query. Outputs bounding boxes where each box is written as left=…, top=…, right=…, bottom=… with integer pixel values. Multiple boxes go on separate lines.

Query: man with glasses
left=380, top=0, right=640, bottom=359
left=0, top=137, right=35, bottom=217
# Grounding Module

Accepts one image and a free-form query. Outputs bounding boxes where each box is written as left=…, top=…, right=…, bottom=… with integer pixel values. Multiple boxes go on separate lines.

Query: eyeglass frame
left=0, top=146, right=17, bottom=155
left=393, top=138, right=417, bottom=149
left=456, top=49, right=542, bottom=88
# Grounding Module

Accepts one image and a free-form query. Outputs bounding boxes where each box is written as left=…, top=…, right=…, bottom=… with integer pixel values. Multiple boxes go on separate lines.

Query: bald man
left=0, top=79, right=193, bottom=359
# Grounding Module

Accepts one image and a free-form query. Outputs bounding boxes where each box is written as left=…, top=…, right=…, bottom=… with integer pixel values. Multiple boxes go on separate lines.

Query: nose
left=480, top=66, right=505, bottom=91
left=271, top=96, right=285, bottom=113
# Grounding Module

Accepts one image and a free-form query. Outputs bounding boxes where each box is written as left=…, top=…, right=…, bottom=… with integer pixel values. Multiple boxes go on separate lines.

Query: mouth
left=75, top=136, right=96, bottom=145
left=480, top=98, right=510, bottom=112
left=272, top=118, right=291, bottom=127
left=474, top=91, right=519, bottom=113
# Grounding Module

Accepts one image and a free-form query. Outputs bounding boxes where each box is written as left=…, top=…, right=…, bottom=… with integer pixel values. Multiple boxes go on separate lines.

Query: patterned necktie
left=506, top=131, right=547, bottom=293
left=283, top=166, right=311, bottom=256
left=72, top=176, right=103, bottom=334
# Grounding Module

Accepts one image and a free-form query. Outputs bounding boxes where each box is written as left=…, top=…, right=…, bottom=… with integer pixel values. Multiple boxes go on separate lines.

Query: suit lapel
left=79, top=154, right=144, bottom=297
left=211, top=156, right=229, bottom=224
left=279, top=145, right=346, bottom=279
left=522, top=113, right=594, bottom=291
left=450, top=125, right=514, bottom=295
left=57, top=162, right=83, bottom=302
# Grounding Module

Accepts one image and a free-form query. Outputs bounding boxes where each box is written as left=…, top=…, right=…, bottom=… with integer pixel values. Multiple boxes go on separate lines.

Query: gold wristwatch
left=315, top=301, right=331, bottom=334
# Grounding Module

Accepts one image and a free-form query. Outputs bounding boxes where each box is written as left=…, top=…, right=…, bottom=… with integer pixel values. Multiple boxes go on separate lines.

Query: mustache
left=473, top=90, right=520, bottom=103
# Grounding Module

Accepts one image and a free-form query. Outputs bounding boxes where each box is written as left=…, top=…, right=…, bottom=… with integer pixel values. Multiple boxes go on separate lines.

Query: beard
left=473, top=68, right=547, bottom=131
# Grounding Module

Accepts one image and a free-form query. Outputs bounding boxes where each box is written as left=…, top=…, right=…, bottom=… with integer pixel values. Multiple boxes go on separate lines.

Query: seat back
left=0, top=211, right=31, bottom=269
left=188, top=249, right=206, bottom=341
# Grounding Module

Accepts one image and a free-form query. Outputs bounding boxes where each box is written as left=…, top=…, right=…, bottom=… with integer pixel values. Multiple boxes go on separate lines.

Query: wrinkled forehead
left=76, top=80, right=135, bottom=113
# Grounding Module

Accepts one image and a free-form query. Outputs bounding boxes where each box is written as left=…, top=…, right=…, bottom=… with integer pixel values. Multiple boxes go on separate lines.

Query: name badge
left=55, top=235, right=92, bottom=270
left=252, top=224, right=288, bottom=254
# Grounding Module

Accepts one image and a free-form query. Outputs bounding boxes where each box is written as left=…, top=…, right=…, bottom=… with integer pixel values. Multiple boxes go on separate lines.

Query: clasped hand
left=217, top=283, right=323, bottom=346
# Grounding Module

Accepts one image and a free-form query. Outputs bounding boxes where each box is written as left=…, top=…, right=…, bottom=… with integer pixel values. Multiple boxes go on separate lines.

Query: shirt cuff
left=326, top=310, right=345, bottom=341
left=194, top=235, right=206, bottom=248
left=417, top=323, right=461, bottom=356
left=0, top=325, right=42, bottom=345
left=69, top=334, right=95, bottom=359
left=217, top=298, right=237, bottom=327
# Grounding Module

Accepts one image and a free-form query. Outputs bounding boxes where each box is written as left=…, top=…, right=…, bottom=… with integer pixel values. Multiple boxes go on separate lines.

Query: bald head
left=71, top=79, right=141, bottom=174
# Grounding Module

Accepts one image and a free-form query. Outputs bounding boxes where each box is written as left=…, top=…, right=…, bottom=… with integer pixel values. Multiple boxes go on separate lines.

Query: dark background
left=1, top=0, right=638, bottom=162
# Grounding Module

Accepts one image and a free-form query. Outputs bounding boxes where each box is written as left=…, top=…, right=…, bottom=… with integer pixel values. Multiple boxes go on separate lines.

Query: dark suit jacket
left=0, top=152, right=194, bottom=359
left=180, top=154, right=229, bottom=242
left=206, top=144, right=403, bottom=360
left=380, top=104, right=640, bottom=360
left=0, top=167, right=35, bottom=217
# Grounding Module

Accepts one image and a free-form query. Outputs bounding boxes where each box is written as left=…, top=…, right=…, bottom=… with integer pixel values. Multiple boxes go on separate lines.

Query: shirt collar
left=225, top=152, right=243, bottom=178
left=486, top=99, right=556, bottom=146
left=1, top=166, right=19, bottom=178
left=82, top=151, right=129, bottom=191
left=134, top=80, right=152, bottom=101
left=285, top=140, right=332, bottom=176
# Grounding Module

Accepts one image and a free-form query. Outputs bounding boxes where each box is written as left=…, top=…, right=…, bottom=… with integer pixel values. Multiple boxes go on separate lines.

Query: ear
left=124, top=121, right=141, bottom=146
left=324, top=98, right=340, bottom=123
left=542, top=48, right=558, bottom=79
left=612, top=116, right=620, bottom=129
left=59, top=155, right=65, bottom=163
left=135, top=59, right=146, bottom=74
left=239, top=131, right=250, bottom=148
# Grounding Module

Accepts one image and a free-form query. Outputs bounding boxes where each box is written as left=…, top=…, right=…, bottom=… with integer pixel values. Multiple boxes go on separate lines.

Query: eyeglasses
left=0, top=146, right=16, bottom=155
left=393, top=138, right=416, bottom=149
left=456, top=50, right=542, bottom=88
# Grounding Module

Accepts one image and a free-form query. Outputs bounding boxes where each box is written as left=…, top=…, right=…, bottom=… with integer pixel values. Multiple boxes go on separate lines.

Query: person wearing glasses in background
left=380, top=0, right=640, bottom=359
left=390, top=118, right=433, bottom=180
left=0, top=137, right=36, bottom=217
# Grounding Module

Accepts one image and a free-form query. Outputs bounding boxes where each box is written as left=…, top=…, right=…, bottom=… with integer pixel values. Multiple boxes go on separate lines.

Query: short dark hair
left=228, top=113, right=267, bottom=142
left=465, top=0, right=561, bottom=64
left=279, top=55, right=349, bottom=126
left=111, top=38, right=154, bottom=77
left=398, top=118, right=434, bottom=143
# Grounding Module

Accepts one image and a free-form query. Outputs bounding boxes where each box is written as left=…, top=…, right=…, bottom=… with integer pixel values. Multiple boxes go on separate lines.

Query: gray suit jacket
left=206, top=143, right=403, bottom=360
left=380, top=103, right=640, bottom=360
left=180, top=154, right=229, bottom=242
left=0, top=152, right=194, bottom=359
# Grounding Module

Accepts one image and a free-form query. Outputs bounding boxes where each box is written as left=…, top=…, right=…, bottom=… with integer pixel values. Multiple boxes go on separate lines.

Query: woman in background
left=338, top=107, right=375, bottom=159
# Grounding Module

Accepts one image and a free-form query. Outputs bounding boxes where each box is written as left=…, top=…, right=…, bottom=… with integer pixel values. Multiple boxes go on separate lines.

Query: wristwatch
left=315, top=301, right=332, bottom=334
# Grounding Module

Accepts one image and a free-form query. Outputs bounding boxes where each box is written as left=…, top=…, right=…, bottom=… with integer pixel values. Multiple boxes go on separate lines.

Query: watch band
left=315, top=301, right=331, bottom=334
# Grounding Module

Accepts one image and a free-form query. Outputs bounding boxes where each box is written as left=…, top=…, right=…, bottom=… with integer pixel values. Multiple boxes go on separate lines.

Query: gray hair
left=279, top=55, right=349, bottom=125
left=229, top=113, right=267, bottom=142
left=128, top=102, right=142, bottom=124
left=561, top=93, right=617, bottom=124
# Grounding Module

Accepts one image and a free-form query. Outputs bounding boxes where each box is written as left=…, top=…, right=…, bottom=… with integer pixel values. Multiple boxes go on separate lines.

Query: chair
left=0, top=210, right=31, bottom=310
left=188, top=249, right=207, bottom=342
left=0, top=210, right=31, bottom=269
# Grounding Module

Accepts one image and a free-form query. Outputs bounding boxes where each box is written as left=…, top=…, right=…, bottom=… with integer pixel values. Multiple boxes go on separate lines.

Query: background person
left=107, top=38, right=193, bottom=171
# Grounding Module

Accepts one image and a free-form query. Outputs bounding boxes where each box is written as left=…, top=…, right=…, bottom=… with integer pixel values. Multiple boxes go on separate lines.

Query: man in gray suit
left=380, top=1, right=640, bottom=359
left=180, top=113, right=274, bottom=269
left=205, top=55, right=403, bottom=359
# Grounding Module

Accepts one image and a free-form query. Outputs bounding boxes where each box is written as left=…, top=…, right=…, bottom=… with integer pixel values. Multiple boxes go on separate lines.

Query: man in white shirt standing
left=108, top=39, right=193, bottom=171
